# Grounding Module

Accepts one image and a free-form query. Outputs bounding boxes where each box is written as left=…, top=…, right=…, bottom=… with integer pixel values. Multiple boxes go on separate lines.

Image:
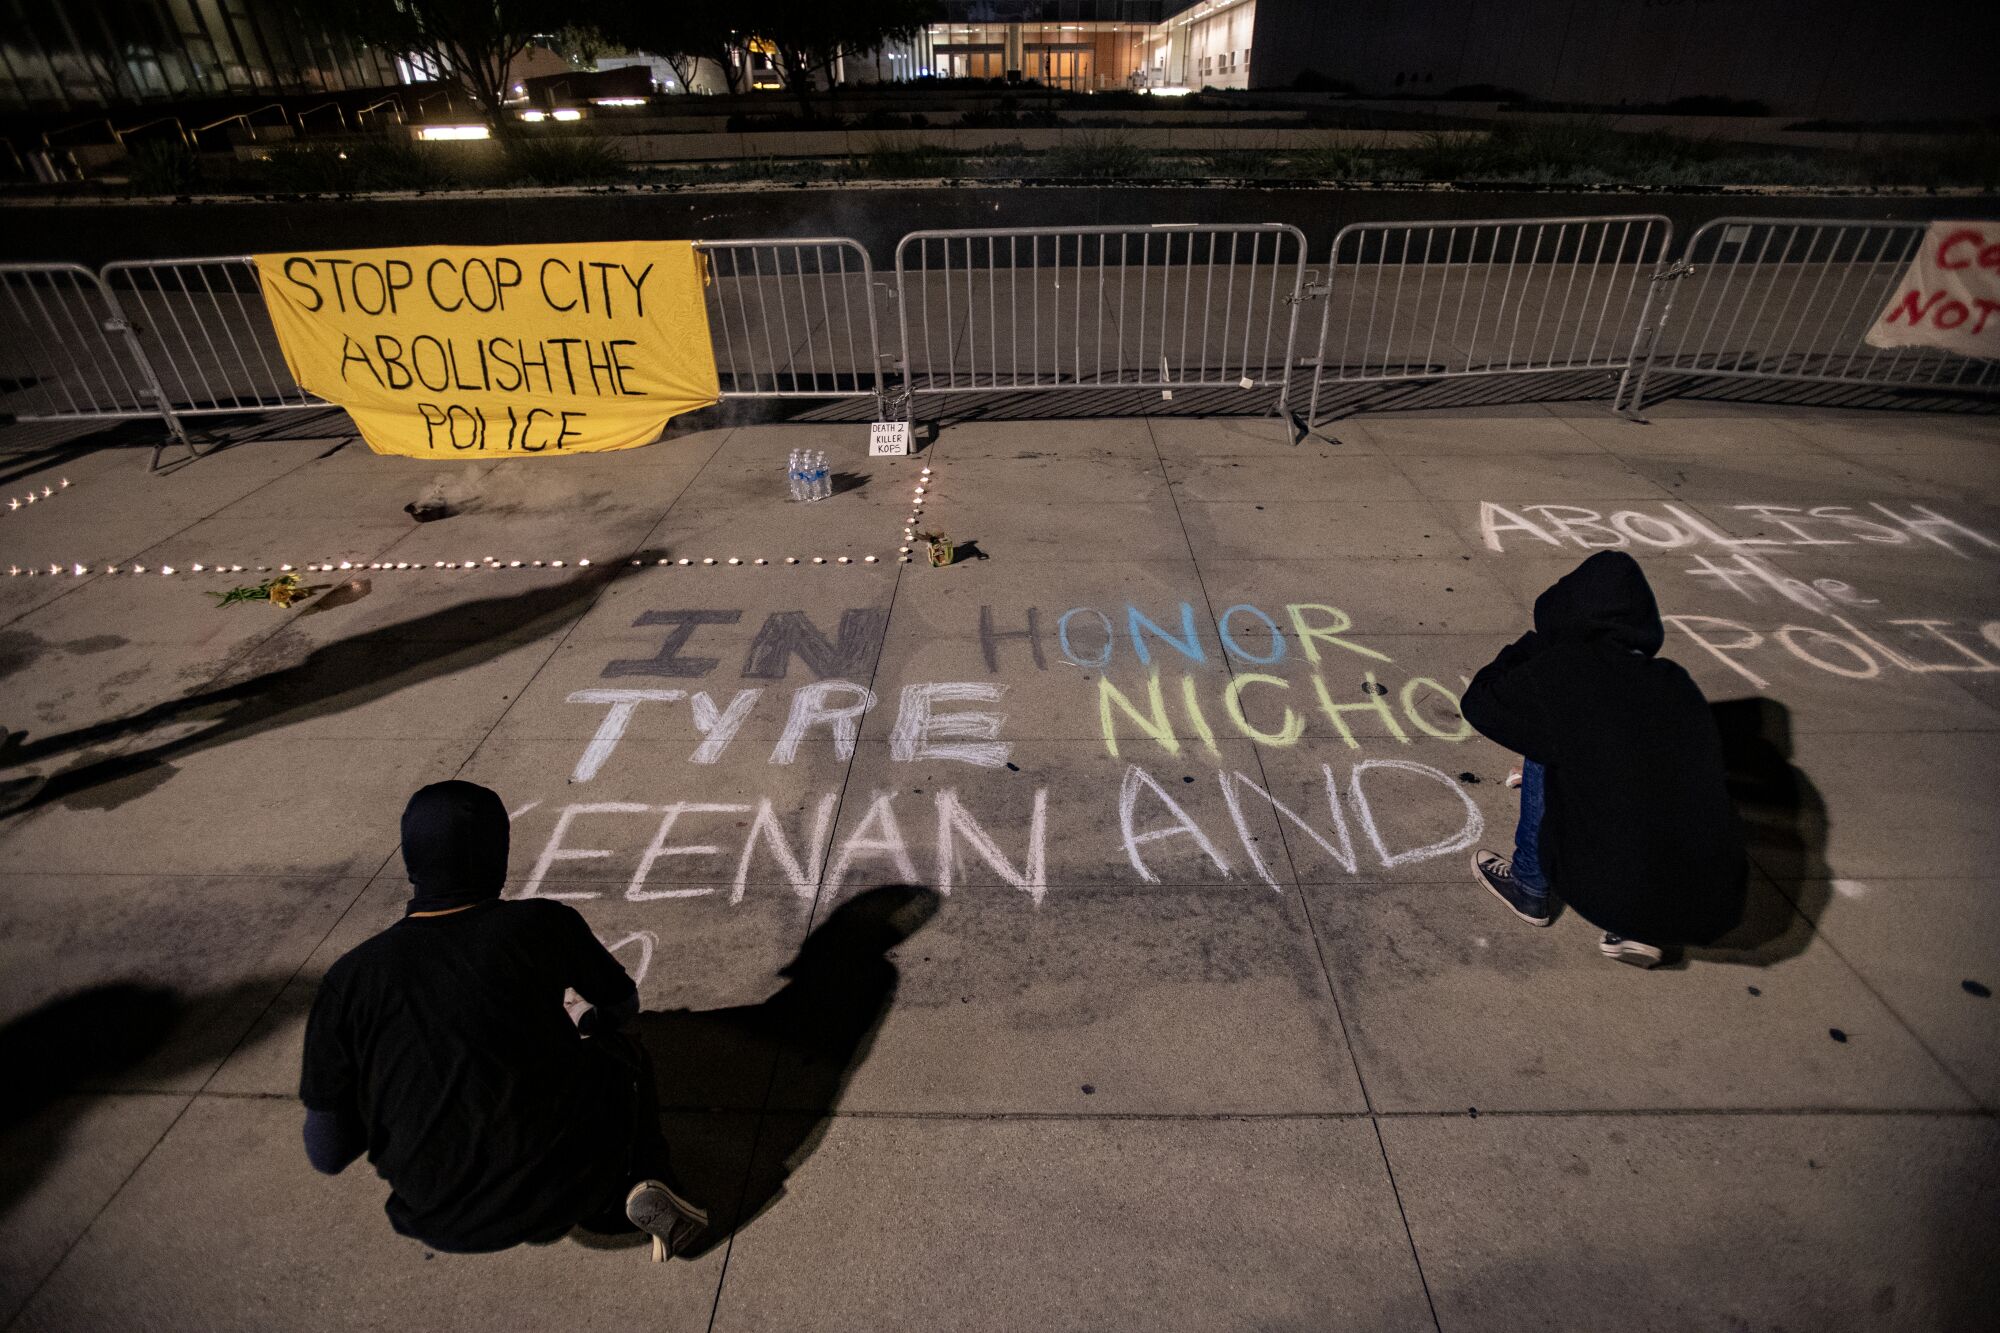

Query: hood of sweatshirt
left=401, top=780, right=510, bottom=914
left=1532, top=550, right=1665, bottom=657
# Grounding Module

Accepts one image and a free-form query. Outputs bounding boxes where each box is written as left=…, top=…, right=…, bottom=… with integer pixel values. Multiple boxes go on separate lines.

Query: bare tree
left=753, top=0, right=935, bottom=117
left=592, top=3, right=746, bottom=95
left=290, top=0, right=571, bottom=133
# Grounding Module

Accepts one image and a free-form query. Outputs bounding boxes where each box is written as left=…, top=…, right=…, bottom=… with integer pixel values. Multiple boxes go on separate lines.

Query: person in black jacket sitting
left=1461, top=551, right=1747, bottom=967
left=299, top=780, right=707, bottom=1254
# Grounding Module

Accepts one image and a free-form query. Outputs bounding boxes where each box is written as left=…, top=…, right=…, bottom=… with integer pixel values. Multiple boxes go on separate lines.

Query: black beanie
left=401, top=780, right=510, bottom=914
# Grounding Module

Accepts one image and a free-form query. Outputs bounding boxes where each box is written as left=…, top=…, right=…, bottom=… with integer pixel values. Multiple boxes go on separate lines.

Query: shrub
left=128, top=141, right=202, bottom=194
left=856, top=139, right=957, bottom=178
left=1406, top=129, right=1489, bottom=178
left=1041, top=132, right=1148, bottom=178
left=349, top=139, right=460, bottom=192
left=1206, top=149, right=1280, bottom=178
left=502, top=133, right=627, bottom=185
left=257, top=143, right=359, bottom=193
left=1288, top=142, right=1374, bottom=179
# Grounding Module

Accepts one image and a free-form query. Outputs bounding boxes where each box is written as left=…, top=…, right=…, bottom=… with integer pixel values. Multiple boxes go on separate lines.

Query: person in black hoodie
left=299, top=780, right=707, bottom=1253
left=1461, top=551, right=1746, bottom=967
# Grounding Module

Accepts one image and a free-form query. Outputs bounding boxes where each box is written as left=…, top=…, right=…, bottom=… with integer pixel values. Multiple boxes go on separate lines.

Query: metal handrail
left=295, top=102, right=350, bottom=133
left=195, top=104, right=291, bottom=140
left=42, top=117, right=116, bottom=148
left=113, top=116, right=190, bottom=148
left=352, top=97, right=405, bottom=126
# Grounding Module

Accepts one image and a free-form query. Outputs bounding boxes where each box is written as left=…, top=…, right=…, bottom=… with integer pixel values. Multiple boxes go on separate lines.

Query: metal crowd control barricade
left=1308, top=214, right=1674, bottom=424
left=893, top=223, right=1312, bottom=414
left=694, top=238, right=888, bottom=417
left=1618, top=217, right=1999, bottom=411
left=97, top=256, right=325, bottom=428
left=0, top=262, right=190, bottom=466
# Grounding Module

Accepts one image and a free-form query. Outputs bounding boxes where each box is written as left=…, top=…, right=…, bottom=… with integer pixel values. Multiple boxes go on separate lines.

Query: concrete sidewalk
left=0, top=400, right=1996, bottom=1331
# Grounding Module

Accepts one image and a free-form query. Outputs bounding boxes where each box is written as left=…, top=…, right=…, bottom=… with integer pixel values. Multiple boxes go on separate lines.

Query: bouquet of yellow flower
left=210, top=572, right=310, bottom=608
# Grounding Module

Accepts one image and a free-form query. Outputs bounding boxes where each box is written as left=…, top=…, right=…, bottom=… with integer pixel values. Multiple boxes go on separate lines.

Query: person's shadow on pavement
left=1686, top=697, right=1832, bottom=967
left=0, top=978, right=290, bottom=1221
left=591, top=884, right=940, bottom=1255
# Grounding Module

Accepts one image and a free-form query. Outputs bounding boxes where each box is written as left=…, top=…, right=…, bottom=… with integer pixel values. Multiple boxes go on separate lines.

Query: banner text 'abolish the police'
left=254, top=243, right=718, bottom=458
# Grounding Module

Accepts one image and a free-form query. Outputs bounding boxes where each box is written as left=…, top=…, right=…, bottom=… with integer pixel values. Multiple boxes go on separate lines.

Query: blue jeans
left=1513, top=759, right=1549, bottom=894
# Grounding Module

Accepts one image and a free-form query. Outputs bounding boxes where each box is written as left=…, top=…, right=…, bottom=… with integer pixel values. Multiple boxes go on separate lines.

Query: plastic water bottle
left=786, top=450, right=802, bottom=501
left=809, top=451, right=830, bottom=502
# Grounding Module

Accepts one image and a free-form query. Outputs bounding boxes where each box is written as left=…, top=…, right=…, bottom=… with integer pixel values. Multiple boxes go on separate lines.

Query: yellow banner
left=253, top=242, right=719, bottom=458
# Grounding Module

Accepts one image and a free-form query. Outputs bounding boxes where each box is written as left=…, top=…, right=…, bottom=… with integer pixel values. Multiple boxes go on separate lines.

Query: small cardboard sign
left=869, top=420, right=912, bottom=456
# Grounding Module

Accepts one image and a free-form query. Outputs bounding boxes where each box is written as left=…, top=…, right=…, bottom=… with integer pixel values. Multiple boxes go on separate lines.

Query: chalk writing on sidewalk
left=1479, top=497, right=2000, bottom=690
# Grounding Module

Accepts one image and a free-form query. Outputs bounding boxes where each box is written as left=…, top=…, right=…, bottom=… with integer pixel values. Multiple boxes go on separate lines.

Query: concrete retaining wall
left=611, top=127, right=1439, bottom=163
left=7, top=188, right=1991, bottom=272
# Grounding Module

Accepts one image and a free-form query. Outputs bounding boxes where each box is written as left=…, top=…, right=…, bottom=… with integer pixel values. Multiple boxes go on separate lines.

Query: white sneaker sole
left=625, top=1180, right=709, bottom=1255
left=1599, top=941, right=1664, bottom=969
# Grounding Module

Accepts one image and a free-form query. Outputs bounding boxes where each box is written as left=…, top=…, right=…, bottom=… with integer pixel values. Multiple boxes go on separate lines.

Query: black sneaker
left=625, top=1179, right=709, bottom=1257
left=1471, top=850, right=1552, bottom=926
left=1599, top=933, right=1663, bottom=969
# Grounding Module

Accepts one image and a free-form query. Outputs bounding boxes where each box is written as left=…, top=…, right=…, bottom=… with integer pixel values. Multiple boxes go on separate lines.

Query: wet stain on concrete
left=0, top=630, right=44, bottom=678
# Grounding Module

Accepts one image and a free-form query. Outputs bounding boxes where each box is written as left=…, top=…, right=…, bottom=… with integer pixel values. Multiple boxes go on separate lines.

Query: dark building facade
left=1246, top=0, right=1999, bottom=121
left=2, top=0, right=398, bottom=113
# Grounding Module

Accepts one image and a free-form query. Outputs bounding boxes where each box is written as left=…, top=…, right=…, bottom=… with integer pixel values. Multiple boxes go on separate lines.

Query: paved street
left=1, top=399, right=1996, bottom=1331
